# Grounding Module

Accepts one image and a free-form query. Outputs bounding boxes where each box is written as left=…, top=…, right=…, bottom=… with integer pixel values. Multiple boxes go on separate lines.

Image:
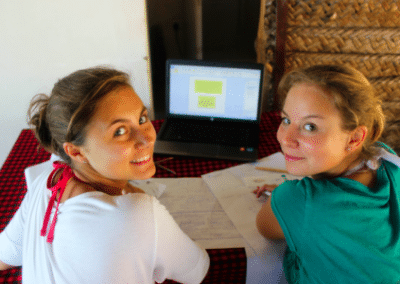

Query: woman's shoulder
left=65, top=190, right=155, bottom=208
left=24, top=160, right=55, bottom=191
left=274, top=176, right=353, bottom=202
left=274, top=176, right=343, bottom=205
left=25, top=155, right=69, bottom=191
left=276, top=176, right=318, bottom=192
left=60, top=192, right=157, bottom=229
left=272, top=178, right=310, bottom=204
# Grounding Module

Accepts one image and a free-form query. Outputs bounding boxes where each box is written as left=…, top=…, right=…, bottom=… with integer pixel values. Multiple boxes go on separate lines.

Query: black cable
left=173, top=22, right=184, bottom=58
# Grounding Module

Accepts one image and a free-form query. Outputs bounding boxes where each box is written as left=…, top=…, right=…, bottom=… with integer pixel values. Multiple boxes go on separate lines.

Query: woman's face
left=277, top=83, right=353, bottom=178
left=80, top=86, right=156, bottom=182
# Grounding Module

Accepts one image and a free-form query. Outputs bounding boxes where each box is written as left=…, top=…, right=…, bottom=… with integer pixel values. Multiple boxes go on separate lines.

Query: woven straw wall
left=256, top=0, right=400, bottom=153
left=255, top=0, right=277, bottom=110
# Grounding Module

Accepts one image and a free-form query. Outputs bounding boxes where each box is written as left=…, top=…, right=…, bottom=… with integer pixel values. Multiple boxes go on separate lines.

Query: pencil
left=156, top=164, right=177, bottom=175
left=155, top=157, right=174, bottom=164
left=255, top=167, right=288, bottom=174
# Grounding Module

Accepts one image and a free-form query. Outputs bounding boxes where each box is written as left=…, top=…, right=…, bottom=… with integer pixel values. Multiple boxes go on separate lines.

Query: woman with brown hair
left=0, top=67, right=209, bottom=283
left=254, top=65, right=400, bottom=283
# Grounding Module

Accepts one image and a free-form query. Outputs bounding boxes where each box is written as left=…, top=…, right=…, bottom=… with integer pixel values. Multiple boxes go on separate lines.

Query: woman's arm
left=153, top=199, right=210, bottom=284
left=0, top=260, right=14, bottom=270
left=256, top=197, right=285, bottom=240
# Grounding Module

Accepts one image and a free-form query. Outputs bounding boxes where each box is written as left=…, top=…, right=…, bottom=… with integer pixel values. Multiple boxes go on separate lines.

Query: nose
left=135, top=125, right=156, bottom=149
left=277, top=124, right=299, bottom=149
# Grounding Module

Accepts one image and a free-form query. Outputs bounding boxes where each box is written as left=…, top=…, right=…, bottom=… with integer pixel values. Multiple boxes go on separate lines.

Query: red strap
left=40, top=162, right=74, bottom=243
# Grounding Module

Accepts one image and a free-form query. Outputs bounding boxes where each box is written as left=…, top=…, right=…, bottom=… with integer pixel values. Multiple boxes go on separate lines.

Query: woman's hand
left=253, top=184, right=278, bottom=198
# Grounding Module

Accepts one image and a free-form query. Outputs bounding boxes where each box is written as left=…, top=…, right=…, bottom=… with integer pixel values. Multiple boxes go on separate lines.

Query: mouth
left=284, top=154, right=305, bottom=162
left=131, top=155, right=152, bottom=166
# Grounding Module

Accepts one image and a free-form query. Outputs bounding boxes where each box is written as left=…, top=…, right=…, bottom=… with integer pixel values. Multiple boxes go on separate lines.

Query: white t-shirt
left=0, top=160, right=210, bottom=284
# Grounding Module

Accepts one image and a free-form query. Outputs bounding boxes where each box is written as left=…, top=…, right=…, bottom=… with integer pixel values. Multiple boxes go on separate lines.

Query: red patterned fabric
left=0, top=112, right=281, bottom=284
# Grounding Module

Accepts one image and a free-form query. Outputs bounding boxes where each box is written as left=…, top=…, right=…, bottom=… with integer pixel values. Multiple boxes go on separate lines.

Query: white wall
left=0, top=0, right=153, bottom=167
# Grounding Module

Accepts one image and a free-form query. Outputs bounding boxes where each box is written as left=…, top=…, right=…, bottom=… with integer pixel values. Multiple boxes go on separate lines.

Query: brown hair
left=277, top=64, right=385, bottom=160
left=28, top=67, right=131, bottom=164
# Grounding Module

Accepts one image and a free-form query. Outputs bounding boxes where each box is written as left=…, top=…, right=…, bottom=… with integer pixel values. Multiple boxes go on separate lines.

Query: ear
left=347, top=126, right=368, bottom=152
left=63, top=142, right=87, bottom=164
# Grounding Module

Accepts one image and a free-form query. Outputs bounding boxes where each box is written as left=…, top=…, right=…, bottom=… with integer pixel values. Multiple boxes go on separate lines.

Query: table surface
left=0, top=112, right=282, bottom=284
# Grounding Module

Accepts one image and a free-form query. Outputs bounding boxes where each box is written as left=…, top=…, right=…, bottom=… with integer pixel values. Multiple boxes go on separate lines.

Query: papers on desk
left=229, top=151, right=298, bottom=187
left=131, top=178, right=245, bottom=250
left=202, top=152, right=299, bottom=269
left=128, top=153, right=294, bottom=283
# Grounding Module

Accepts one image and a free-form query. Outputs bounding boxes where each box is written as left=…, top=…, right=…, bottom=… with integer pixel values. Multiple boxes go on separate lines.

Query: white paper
left=202, top=152, right=301, bottom=269
left=202, top=170, right=287, bottom=257
left=229, top=152, right=297, bottom=185
left=133, top=174, right=288, bottom=283
left=143, top=178, right=245, bottom=250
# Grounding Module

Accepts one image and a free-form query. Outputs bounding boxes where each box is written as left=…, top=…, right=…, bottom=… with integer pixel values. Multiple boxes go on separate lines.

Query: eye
left=114, top=126, right=127, bottom=137
left=139, top=114, right=148, bottom=125
left=304, top=123, right=317, bottom=132
left=281, top=117, right=290, bottom=125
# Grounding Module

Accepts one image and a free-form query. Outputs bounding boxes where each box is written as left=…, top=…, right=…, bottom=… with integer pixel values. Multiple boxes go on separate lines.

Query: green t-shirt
left=271, top=147, right=400, bottom=283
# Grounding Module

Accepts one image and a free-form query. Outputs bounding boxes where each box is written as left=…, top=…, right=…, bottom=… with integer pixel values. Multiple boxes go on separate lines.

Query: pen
left=255, top=185, right=274, bottom=198
left=263, top=191, right=271, bottom=197
left=255, top=167, right=288, bottom=174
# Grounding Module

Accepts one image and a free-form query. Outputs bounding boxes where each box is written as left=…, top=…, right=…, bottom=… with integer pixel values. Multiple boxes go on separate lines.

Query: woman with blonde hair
left=254, top=65, right=400, bottom=283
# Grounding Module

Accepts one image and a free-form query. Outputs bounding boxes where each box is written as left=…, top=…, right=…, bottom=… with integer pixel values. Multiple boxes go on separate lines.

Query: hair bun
left=28, top=93, right=53, bottom=151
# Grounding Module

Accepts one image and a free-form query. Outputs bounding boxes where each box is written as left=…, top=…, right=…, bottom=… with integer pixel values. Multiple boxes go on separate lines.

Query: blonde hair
left=277, top=64, right=385, bottom=160
left=28, top=67, right=131, bottom=164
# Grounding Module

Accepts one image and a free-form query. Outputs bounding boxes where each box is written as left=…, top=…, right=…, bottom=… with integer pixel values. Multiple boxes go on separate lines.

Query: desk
left=0, top=112, right=282, bottom=284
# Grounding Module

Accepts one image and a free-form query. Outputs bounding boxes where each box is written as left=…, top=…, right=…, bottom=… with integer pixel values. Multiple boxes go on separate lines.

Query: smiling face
left=78, top=86, right=156, bottom=183
left=277, top=83, right=355, bottom=178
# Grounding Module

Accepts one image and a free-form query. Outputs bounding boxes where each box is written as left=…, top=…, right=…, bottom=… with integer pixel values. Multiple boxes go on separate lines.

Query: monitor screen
left=168, top=63, right=262, bottom=121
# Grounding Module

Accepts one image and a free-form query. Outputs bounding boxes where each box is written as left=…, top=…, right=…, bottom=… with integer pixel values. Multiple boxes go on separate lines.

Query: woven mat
left=286, top=26, right=400, bottom=54
left=0, top=112, right=281, bottom=284
left=256, top=0, right=400, bottom=154
left=286, top=0, right=400, bottom=28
